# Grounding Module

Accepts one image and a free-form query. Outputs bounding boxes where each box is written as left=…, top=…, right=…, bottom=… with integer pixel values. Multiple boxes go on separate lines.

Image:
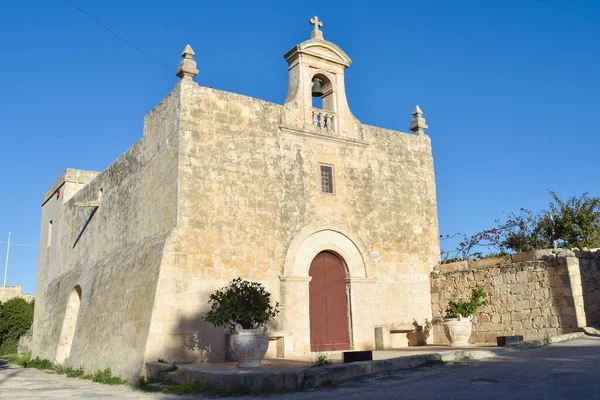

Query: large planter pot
left=229, top=325, right=269, bottom=368
left=443, top=315, right=473, bottom=347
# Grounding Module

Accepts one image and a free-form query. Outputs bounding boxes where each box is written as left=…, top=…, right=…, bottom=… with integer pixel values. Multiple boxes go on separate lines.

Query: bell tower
left=282, top=16, right=362, bottom=140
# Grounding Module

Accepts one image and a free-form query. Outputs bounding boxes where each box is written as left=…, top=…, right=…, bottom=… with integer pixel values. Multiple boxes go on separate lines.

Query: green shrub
left=0, top=298, right=34, bottom=352
left=203, top=278, right=280, bottom=331
left=444, top=287, right=488, bottom=319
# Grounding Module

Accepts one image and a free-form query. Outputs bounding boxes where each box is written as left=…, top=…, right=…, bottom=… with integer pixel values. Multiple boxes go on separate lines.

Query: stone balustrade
left=311, top=108, right=335, bottom=131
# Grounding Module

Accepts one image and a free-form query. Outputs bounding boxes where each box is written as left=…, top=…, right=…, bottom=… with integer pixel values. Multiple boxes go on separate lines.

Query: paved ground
left=2, top=337, right=600, bottom=399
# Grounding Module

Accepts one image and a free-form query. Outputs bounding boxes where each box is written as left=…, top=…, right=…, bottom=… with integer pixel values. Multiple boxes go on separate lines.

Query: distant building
left=1, top=284, right=34, bottom=303
left=32, top=17, right=439, bottom=381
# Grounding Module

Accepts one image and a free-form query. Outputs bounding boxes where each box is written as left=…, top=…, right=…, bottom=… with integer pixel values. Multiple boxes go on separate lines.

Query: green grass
left=0, top=339, right=18, bottom=356
left=1, top=352, right=126, bottom=385
left=91, top=368, right=127, bottom=385
left=543, top=335, right=552, bottom=345
left=164, top=381, right=214, bottom=395
left=54, top=365, right=85, bottom=378
left=1, top=352, right=28, bottom=365
left=22, top=357, right=54, bottom=369
left=308, top=352, right=333, bottom=368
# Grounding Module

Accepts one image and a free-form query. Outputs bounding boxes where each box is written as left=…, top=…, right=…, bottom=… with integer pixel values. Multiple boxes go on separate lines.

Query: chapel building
left=32, top=17, right=440, bottom=380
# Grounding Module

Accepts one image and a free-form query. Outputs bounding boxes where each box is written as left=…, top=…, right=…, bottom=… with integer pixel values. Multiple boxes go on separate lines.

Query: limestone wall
left=143, top=79, right=439, bottom=363
left=0, top=284, right=34, bottom=303
left=34, top=74, right=440, bottom=377
left=32, top=84, right=182, bottom=381
left=431, top=250, right=600, bottom=344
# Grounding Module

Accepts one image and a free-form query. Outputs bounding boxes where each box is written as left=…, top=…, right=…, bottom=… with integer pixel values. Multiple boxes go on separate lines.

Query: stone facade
left=431, top=250, right=600, bottom=344
left=0, top=284, right=34, bottom=303
left=32, top=18, right=439, bottom=381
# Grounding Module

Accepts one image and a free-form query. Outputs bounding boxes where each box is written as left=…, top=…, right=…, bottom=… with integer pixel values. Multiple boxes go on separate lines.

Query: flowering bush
left=441, top=191, right=600, bottom=262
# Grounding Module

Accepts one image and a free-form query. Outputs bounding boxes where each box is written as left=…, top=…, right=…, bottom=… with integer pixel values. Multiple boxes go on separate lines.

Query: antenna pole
left=3, top=232, right=11, bottom=301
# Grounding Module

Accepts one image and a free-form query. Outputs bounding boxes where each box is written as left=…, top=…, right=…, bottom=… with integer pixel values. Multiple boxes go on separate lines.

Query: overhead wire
left=63, top=0, right=174, bottom=71
left=0, top=241, right=38, bottom=246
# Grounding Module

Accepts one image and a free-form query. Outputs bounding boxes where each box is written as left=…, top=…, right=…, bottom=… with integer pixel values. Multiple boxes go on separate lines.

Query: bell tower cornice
left=283, top=40, right=352, bottom=69
left=281, top=16, right=362, bottom=141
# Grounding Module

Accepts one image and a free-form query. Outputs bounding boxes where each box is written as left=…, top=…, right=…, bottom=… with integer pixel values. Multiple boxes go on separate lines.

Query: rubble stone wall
left=431, top=250, right=599, bottom=344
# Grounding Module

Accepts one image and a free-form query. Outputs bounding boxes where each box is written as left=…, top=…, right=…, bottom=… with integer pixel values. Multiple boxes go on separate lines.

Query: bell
left=311, top=78, right=324, bottom=97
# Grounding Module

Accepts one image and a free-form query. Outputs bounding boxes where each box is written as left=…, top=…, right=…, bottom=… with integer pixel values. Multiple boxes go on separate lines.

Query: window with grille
left=320, top=165, right=334, bottom=194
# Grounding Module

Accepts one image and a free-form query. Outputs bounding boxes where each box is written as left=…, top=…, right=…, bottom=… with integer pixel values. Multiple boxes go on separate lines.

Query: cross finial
left=409, top=105, right=429, bottom=135
left=176, top=44, right=199, bottom=81
left=310, top=16, right=324, bottom=40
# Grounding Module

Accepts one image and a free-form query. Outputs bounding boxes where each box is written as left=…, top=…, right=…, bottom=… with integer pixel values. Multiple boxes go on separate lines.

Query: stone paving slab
left=146, top=347, right=506, bottom=394
left=147, top=332, right=600, bottom=394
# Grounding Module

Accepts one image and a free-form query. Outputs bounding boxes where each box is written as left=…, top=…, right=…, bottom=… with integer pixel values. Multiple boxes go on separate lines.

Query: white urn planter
left=229, top=324, right=269, bottom=368
left=443, top=315, right=473, bottom=347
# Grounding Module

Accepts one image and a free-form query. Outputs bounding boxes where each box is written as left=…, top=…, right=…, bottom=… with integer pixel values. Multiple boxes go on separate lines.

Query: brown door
left=309, top=251, right=351, bottom=351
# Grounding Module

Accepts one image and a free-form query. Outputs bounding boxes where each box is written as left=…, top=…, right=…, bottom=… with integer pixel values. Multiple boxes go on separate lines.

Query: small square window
left=320, top=165, right=334, bottom=194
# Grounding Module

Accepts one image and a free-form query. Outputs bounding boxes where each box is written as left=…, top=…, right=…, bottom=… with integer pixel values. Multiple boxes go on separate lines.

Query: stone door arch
left=280, top=221, right=374, bottom=356
left=55, top=285, right=82, bottom=364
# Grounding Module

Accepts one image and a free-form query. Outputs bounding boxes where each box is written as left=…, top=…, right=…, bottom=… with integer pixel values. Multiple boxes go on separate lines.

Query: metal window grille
left=321, top=165, right=333, bottom=193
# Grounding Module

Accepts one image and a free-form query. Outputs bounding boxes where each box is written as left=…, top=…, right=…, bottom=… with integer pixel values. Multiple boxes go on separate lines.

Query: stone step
left=145, top=350, right=490, bottom=394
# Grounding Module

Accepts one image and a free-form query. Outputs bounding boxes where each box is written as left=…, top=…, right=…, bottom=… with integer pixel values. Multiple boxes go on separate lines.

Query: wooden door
left=309, top=251, right=351, bottom=351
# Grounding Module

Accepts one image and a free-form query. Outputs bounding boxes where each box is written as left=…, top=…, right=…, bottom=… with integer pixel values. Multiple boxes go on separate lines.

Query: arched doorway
left=55, top=285, right=82, bottom=364
left=309, top=251, right=351, bottom=351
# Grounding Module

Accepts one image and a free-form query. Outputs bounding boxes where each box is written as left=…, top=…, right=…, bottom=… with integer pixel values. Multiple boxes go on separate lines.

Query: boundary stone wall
left=431, top=249, right=600, bottom=344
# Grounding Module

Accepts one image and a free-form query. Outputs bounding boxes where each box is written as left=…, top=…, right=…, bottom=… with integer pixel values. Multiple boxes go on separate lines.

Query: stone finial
left=409, top=105, right=428, bottom=135
left=176, top=44, right=199, bottom=81
left=309, top=16, right=324, bottom=40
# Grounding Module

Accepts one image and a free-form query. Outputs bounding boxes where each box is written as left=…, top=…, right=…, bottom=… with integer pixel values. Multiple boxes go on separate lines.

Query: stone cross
left=176, top=44, right=199, bottom=81
left=310, top=16, right=324, bottom=40
left=409, top=105, right=429, bottom=135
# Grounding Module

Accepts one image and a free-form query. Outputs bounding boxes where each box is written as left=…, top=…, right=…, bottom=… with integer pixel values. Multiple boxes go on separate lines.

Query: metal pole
left=3, top=232, right=10, bottom=301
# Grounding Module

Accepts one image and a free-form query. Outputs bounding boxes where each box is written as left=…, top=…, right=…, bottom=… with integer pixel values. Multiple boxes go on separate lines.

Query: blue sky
left=1, top=1, right=599, bottom=294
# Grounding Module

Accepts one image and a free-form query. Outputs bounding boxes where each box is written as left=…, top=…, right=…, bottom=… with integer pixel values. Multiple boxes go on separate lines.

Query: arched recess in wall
left=282, top=220, right=374, bottom=279
left=55, top=285, right=82, bottom=364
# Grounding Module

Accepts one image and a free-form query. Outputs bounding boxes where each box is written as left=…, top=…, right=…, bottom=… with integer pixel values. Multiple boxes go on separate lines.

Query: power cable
left=63, top=0, right=174, bottom=71
left=0, top=241, right=38, bottom=246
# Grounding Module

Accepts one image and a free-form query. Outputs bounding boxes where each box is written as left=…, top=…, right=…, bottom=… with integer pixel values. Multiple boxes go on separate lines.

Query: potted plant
left=203, top=278, right=280, bottom=368
left=443, top=286, right=487, bottom=346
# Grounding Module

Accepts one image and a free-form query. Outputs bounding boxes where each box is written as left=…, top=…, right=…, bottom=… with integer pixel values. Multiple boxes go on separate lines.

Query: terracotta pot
left=443, top=315, right=473, bottom=347
left=229, top=324, right=269, bottom=368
